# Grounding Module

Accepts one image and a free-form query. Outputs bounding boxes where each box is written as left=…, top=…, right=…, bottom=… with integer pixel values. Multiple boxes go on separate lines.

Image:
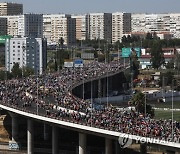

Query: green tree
left=130, top=48, right=140, bottom=79
left=122, top=35, right=127, bottom=43
left=146, top=32, right=153, bottom=40
left=150, top=41, right=165, bottom=69
left=23, top=67, right=34, bottom=77
left=0, top=53, right=5, bottom=67
left=11, top=63, right=22, bottom=78
left=0, top=71, right=6, bottom=80
left=0, top=71, right=13, bottom=80
left=47, top=59, right=56, bottom=73
left=130, top=91, right=154, bottom=117
left=165, top=60, right=174, bottom=69
left=159, top=71, right=174, bottom=87
left=56, top=37, right=65, bottom=70
left=152, top=32, right=159, bottom=40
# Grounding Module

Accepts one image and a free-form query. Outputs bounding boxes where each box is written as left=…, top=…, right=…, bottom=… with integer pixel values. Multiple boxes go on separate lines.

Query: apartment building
left=169, top=14, right=180, bottom=38
left=43, top=14, right=76, bottom=46
left=88, top=13, right=112, bottom=42
left=112, top=12, right=131, bottom=43
left=5, top=37, right=47, bottom=74
left=1, top=14, right=43, bottom=38
left=132, top=13, right=180, bottom=38
left=0, top=17, right=7, bottom=35
left=6, top=15, right=19, bottom=36
left=18, top=14, right=43, bottom=38
left=72, top=14, right=87, bottom=40
left=0, top=2, right=23, bottom=16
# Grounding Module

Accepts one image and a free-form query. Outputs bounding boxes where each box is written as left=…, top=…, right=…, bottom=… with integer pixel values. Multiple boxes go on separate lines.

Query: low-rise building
left=139, top=48, right=176, bottom=69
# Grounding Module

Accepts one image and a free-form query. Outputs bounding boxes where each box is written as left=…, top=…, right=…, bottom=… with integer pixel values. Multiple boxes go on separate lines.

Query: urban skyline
left=1, top=0, right=180, bottom=14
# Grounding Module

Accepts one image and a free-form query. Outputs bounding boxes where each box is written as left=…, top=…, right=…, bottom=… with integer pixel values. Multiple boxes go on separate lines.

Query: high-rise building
left=18, top=14, right=43, bottom=38
left=1, top=14, right=43, bottom=38
left=5, top=36, right=47, bottom=74
left=72, top=15, right=87, bottom=40
left=112, top=12, right=131, bottom=43
left=0, top=17, right=7, bottom=35
left=0, top=2, right=23, bottom=16
left=6, top=15, right=19, bottom=36
left=43, top=14, right=76, bottom=46
left=88, top=13, right=112, bottom=42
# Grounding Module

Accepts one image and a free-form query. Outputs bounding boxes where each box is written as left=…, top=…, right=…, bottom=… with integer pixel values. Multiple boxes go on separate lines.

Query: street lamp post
left=82, top=68, right=85, bottom=100
left=90, top=78, right=93, bottom=127
left=144, top=83, right=147, bottom=117
left=5, top=68, right=7, bottom=103
left=171, top=79, right=174, bottom=140
left=22, top=43, right=26, bottom=78
left=106, top=67, right=109, bottom=108
left=37, top=72, right=39, bottom=115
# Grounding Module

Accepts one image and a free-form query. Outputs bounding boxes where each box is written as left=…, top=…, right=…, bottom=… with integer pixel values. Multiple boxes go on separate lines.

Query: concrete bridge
left=0, top=61, right=179, bottom=154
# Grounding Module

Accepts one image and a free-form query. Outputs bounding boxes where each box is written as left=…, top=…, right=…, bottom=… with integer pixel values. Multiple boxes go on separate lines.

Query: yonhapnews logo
left=118, top=134, right=180, bottom=148
left=118, top=134, right=132, bottom=148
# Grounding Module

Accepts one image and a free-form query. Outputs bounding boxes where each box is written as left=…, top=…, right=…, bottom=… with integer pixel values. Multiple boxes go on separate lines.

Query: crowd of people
left=0, top=60, right=179, bottom=143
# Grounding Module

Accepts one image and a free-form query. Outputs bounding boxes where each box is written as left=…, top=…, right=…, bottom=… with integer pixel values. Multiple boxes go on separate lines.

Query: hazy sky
left=2, top=0, right=180, bottom=14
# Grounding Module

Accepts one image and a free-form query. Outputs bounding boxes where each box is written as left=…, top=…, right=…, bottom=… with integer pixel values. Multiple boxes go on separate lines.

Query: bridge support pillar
left=105, top=138, right=112, bottom=154
left=43, top=123, right=48, bottom=141
left=102, top=79, right=107, bottom=97
left=27, top=119, right=34, bottom=154
left=52, top=126, right=58, bottom=154
left=79, top=133, right=86, bottom=154
left=98, top=79, right=102, bottom=98
left=9, top=112, right=19, bottom=142
left=115, top=140, right=120, bottom=154
left=109, top=77, right=113, bottom=92
left=140, top=143, right=147, bottom=154
left=9, top=112, right=20, bottom=150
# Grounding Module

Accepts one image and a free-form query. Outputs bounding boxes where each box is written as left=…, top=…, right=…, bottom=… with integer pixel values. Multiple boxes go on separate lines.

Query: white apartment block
left=132, top=13, right=180, bottom=38
left=88, top=13, right=112, bottom=42
left=0, top=17, right=7, bottom=35
left=6, top=16, right=19, bottom=36
left=112, top=12, right=131, bottom=43
left=0, top=2, right=23, bottom=16
left=132, top=14, right=165, bottom=33
left=0, top=14, right=43, bottom=38
left=43, top=14, right=76, bottom=46
left=169, top=14, right=180, bottom=38
left=72, top=14, right=87, bottom=40
left=5, top=37, right=47, bottom=74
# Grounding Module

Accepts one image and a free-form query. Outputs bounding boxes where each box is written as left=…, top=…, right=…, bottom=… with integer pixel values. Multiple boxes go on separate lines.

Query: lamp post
left=106, top=66, right=109, bottom=108
left=5, top=67, right=7, bottom=103
left=36, top=66, right=39, bottom=115
left=144, top=82, right=147, bottom=117
left=22, top=42, right=26, bottom=78
left=82, top=68, right=85, bottom=100
left=171, top=79, right=174, bottom=140
left=90, top=78, right=93, bottom=127
left=5, top=62, right=12, bottom=102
